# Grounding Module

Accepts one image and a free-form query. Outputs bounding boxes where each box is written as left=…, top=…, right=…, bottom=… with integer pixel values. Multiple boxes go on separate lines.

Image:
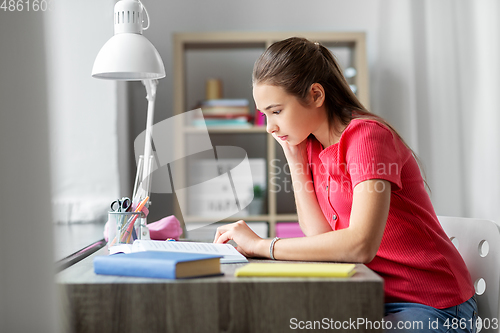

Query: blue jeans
left=384, top=296, right=478, bottom=333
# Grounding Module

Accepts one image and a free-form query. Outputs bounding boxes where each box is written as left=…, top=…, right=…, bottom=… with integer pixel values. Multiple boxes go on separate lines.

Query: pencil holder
left=108, top=211, right=147, bottom=247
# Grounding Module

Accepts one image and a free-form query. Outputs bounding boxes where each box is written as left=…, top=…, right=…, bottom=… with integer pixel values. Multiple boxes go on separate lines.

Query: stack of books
left=192, top=99, right=253, bottom=127
left=93, top=240, right=249, bottom=280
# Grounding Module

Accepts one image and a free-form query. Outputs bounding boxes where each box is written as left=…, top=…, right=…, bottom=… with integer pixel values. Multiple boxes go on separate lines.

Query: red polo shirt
left=307, top=118, right=474, bottom=308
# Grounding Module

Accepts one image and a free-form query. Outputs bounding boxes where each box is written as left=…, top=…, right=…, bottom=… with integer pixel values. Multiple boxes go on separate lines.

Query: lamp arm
left=139, top=79, right=158, bottom=201
left=144, top=79, right=158, bottom=102
left=138, top=0, right=150, bottom=31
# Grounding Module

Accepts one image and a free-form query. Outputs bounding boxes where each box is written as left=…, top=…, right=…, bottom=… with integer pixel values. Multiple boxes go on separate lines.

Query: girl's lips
left=278, top=135, right=288, bottom=141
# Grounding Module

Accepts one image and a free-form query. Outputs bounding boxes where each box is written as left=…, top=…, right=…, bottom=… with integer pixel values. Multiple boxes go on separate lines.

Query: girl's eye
left=260, top=112, right=266, bottom=118
left=273, top=110, right=281, bottom=115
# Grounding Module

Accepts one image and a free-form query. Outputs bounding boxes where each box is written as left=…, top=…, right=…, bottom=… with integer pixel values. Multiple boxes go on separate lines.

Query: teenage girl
left=213, top=37, right=477, bottom=333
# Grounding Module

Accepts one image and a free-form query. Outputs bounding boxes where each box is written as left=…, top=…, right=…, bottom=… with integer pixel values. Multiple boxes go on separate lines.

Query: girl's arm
left=276, top=134, right=332, bottom=236
left=214, top=179, right=391, bottom=263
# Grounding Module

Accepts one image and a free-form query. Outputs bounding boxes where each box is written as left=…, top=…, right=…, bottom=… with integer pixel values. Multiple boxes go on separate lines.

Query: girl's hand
left=271, top=133, right=308, bottom=163
left=213, top=220, right=266, bottom=257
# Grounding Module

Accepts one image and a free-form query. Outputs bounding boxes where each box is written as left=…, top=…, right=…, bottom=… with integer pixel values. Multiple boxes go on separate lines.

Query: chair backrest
left=438, top=216, right=500, bottom=333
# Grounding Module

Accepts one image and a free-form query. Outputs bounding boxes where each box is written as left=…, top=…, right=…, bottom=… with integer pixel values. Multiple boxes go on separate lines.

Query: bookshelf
left=173, top=32, right=370, bottom=238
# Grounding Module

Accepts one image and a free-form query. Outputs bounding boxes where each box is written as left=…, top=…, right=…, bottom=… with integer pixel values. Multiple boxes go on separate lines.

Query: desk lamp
left=92, top=0, right=165, bottom=236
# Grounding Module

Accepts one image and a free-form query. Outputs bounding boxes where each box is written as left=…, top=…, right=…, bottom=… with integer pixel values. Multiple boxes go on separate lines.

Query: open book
left=109, top=240, right=248, bottom=264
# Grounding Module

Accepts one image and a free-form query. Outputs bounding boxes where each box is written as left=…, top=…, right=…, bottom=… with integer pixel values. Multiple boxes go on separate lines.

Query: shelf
left=173, top=31, right=370, bottom=239
left=184, top=126, right=267, bottom=134
left=183, top=215, right=272, bottom=223
left=183, top=214, right=299, bottom=224
left=274, top=214, right=299, bottom=222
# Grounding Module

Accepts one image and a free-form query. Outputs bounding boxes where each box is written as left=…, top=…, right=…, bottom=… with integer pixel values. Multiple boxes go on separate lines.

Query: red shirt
left=307, top=118, right=474, bottom=308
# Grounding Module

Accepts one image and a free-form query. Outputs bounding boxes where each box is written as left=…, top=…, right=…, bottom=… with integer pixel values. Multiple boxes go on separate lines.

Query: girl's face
left=253, top=83, right=327, bottom=146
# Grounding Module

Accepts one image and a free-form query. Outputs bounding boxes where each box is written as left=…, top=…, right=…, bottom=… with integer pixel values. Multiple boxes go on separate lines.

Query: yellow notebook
left=234, top=263, right=356, bottom=278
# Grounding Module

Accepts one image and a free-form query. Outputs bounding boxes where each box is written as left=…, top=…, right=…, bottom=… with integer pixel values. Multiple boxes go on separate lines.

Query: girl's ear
left=310, top=83, right=325, bottom=107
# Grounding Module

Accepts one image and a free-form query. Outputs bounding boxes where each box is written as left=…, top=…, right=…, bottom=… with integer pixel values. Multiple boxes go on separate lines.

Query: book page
left=133, top=240, right=248, bottom=263
left=109, top=243, right=133, bottom=255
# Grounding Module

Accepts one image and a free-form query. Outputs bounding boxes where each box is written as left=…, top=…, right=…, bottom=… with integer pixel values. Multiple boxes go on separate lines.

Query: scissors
left=110, top=197, right=132, bottom=212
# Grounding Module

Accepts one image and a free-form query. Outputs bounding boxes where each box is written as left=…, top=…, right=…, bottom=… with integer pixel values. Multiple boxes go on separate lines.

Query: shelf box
left=276, top=222, right=305, bottom=238
left=186, top=157, right=267, bottom=217
left=186, top=221, right=269, bottom=241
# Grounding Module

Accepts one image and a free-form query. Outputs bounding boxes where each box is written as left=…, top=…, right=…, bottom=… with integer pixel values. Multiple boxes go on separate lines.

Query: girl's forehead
left=253, top=85, right=288, bottom=109
left=253, top=84, right=286, bottom=98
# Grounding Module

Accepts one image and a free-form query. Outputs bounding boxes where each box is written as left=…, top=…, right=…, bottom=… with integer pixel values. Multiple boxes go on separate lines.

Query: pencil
left=121, top=196, right=149, bottom=243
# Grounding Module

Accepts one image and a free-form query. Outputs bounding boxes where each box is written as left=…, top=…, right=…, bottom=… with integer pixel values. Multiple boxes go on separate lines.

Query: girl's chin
left=289, top=137, right=308, bottom=145
left=283, top=136, right=308, bottom=146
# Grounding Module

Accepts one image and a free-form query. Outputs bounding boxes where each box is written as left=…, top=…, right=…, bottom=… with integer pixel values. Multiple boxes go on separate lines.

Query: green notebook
left=234, top=263, right=356, bottom=278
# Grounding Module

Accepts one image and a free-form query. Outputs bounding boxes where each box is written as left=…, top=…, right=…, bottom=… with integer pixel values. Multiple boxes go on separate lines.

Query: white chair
left=439, top=216, right=500, bottom=333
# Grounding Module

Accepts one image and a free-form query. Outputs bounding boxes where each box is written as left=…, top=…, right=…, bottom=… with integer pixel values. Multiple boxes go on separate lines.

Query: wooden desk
left=57, top=247, right=384, bottom=333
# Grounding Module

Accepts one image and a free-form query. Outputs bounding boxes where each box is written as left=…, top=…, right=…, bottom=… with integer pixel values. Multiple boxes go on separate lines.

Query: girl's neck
left=313, top=118, right=348, bottom=149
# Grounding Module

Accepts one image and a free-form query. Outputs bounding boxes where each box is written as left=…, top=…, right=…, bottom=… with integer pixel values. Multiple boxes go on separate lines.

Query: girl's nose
left=266, top=119, right=278, bottom=134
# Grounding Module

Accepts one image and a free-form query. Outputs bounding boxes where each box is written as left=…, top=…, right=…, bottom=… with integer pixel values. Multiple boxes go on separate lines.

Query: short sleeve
left=339, top=120, right=406, bottom=191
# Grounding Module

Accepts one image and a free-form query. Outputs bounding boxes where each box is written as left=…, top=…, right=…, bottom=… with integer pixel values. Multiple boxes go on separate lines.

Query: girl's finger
left=213, top=226, right=228, bottom=243
left=213, top=229, right=222, bottom=243
left=215, top=229, right=232, bottom=244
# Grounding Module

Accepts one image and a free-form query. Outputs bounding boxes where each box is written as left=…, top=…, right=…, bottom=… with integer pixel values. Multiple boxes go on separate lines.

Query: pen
left=121, top=196, right=149, bottom=243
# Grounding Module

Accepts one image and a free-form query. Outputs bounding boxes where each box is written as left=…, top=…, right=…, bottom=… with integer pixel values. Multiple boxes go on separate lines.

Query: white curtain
left=44, top=0, right=121, bottom=223
left=372, top=0, right=500, bottom=224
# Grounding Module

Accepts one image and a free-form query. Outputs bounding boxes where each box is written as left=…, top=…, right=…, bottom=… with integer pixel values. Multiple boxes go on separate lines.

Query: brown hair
left=252, top=37, right=429, bottom=189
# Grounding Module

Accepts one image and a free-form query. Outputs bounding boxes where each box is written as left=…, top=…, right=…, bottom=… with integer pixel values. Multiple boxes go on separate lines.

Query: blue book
left=93, top=251, right=223, bottom=279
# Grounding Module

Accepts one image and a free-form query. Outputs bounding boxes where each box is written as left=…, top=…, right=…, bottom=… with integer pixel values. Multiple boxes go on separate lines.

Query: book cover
left=94, top=251, right=223, bottom=279
left=254, top=109, right=265, bottom=126
left=191, top=117, right=252, bottom=128
left=201, top=105, right=250, bottom=115
left=198, top=114, right=253, bottom=120
left=201, top=99, right=249, bottom=107
left=234, top=263, right=356, bottom=278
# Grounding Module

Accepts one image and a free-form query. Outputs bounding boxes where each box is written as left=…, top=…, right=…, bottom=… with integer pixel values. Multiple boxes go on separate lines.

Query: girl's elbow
left=348, top=228, right=382, bottom=263
left=358, top=249, right=377, bottom=264
left=353, top=241, right=379, bottom=264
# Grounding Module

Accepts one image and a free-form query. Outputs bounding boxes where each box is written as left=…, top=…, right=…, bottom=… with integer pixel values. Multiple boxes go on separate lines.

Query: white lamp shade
left=92, top=33, right=165, bottom=80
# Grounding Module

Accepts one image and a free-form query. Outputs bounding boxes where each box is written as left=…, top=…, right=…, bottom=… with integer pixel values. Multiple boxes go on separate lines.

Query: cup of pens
left=107, top=196, right=149, bottom=248
left=108, top=211, right=146, bottom=246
